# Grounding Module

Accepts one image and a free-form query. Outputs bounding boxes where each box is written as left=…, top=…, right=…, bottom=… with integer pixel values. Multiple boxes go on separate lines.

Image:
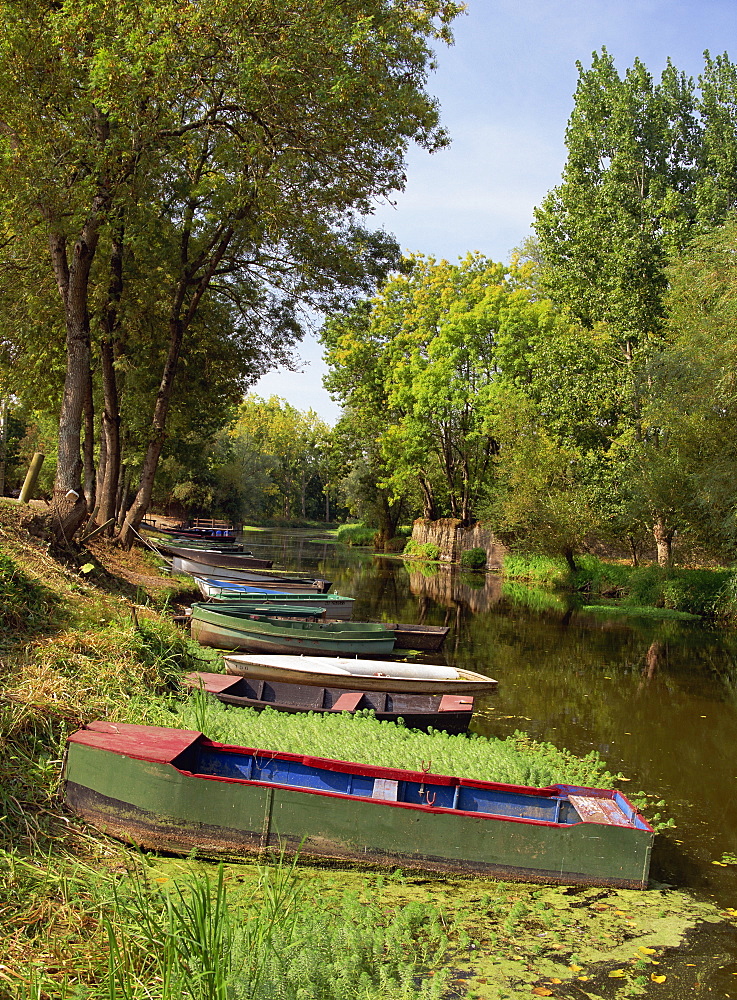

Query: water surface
left=242, top=529, right=737, bottom=905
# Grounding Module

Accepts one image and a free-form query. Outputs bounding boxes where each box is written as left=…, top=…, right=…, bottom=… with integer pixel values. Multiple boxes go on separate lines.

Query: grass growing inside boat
left=136, top=691, right=620, bottom=791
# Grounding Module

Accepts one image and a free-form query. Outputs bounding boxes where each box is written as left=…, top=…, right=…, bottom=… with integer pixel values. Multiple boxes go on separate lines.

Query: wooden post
left=18, top=452, right=45, bottom=504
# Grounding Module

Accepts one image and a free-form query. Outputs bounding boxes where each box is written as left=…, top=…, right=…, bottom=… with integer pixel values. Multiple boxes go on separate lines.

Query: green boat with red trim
left=62, top=722, right=654, bottom=887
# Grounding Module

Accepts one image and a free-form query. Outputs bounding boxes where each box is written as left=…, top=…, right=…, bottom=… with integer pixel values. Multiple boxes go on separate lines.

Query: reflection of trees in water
left=407, top=564, right=504, bottom=613
left=641, top=640, right=666, bottom=687
left=242, top=531, right=737, bottom=891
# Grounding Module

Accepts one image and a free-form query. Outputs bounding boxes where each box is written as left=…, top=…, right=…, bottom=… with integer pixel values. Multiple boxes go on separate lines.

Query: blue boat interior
left=170, top=743, right=619, bottom=825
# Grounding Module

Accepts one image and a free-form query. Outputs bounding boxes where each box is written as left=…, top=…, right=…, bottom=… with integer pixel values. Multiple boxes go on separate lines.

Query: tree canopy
left=0, top=0, right=464, bottom=543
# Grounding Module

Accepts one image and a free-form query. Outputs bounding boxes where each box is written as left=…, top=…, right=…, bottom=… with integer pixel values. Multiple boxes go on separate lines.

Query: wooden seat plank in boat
left=331, top=691, right=365, bottom=712
left=568, top=794, right=632, bottom=827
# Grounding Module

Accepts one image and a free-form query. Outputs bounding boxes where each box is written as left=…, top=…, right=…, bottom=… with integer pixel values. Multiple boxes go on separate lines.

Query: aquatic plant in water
left=139, top=695, right=619, bottom=791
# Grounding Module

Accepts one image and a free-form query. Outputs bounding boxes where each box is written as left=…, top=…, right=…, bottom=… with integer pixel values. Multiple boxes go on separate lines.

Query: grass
left=581, top=604, right=702, bottom=622
left=0, top=502, right=720, bottom=997
left=402, top=540, right=440, bottom=561
left=503, top=551, right=735, bottom=620
left=336, top=523, right=378, bottom=546
left=136, top=690, right=621, bottom=791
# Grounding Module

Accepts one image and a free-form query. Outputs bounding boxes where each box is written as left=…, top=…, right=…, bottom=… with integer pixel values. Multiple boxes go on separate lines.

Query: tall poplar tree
left=533, top=49, right=702, bottom=564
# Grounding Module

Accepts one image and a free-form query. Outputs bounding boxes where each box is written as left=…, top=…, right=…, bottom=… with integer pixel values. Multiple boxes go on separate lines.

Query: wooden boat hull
left=63, top=722, right=654, bottom=887
left=195, top=583, right=355, bottom=619
left=160, top=544, right=272, bottom=569
left=184, top=672, right=475, bottom=733
left=371, top=623, right=448, bottom=651
left=188, top=602, right=447, bottom=653
left=224, top=653, right=499, bottom=694
left=142, top=522, right=236, bottom=541
left=191, top=606, right=396, bottom=656
left=172, top=556, right=331, bottom=592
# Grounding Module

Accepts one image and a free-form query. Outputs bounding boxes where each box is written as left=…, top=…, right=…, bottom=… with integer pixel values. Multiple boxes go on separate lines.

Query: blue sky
left=252, top=0, right=737, bottom=423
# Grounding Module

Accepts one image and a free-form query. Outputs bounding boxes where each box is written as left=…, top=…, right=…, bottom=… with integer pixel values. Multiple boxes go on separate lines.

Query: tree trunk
left=117, top=316, right=185, bottom=546
left=627, top=535, right=640, bottom=567
left=82, top=369, right=96, bottom=513
left=653, top=516, right=674, bottom=567
left=97, top=224, right=125, bottom=531
left=50, top=263, right=95, bottom=543
left=418, top=473, right=436, bottom=520
left=46, top=200, right=104, bottom=545
left=116, top=206, right=237, bottom=547
left=115, top=463, right=128, bottom=524
left=98, top=338, right=122, bottom=528
left=562, top=545, right=577, bottom=573
left=0, top=398, right=8, bottom=497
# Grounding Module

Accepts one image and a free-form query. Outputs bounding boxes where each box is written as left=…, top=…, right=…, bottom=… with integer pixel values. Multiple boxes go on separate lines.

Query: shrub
left=403, top=539, right=440, bottom=561
left=460, top=547, right=486, bottom=570
left=335, top=523, right=377, bottom=547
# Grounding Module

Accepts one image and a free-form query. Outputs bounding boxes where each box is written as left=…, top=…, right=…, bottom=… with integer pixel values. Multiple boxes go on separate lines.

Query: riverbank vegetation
left=1, top=504, right=719, bottom=999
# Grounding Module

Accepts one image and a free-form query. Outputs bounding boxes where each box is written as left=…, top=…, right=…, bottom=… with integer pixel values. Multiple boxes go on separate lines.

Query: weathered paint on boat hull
left=172, top=556, right=331, bottom=591
left=184, top=671, right=476, bottom=733
left=63, top=732, right=653, bottom=888
left=191, top=616, right=397, bottom=656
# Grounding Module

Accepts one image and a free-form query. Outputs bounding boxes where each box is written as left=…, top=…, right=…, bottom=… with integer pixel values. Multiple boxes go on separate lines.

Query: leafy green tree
left=227, top=396, right=333, bottom=522
left=0, top=0, right=464, bottom=545
left=533, top=49, right=709, bottom=563
left=323, top=254, right=570, bottom=526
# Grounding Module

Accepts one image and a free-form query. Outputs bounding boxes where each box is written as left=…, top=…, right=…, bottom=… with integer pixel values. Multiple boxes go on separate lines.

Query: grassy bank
left=503, top=552, right=736, bottom=620
left=0, top=504, right=733, bottom=998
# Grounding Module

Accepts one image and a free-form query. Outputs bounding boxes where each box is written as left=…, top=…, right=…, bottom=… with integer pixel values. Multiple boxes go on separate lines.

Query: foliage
left=459, top=547, right=486, bottom=570
left=141, top=696, right=620, bottom=790
left=402, top=540, right=441, bottom=561
left=323, top=255, right=564, bottom=526
left=0, top=553, right=59, bottom=637
left=0, top=0, right=466, bottom=537
left=581, top=604, right=701, bottom=622
left=336, top=523, right=378, bottom=546
left=502, top=552, right=570, bottom=586
left=224, top=396, right=335, bottom=523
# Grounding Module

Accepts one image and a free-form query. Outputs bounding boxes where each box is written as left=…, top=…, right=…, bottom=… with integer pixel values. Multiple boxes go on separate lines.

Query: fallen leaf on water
left=651, top=973, right=667, bottom=983
left=532, top=989, right=554, bottom=997
left=569, top=964, right=582, bottom=971
left=548, top=978, right=562, bottom=984
left=608, top=969, right=626, bottom=978
left=577, top=976, right=590, bottom=982
left=614, top=909, right=627, bottom=915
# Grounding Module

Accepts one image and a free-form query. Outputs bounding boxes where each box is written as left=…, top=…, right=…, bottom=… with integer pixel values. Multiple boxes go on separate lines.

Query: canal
left=242, top=527, right=737, bottom=908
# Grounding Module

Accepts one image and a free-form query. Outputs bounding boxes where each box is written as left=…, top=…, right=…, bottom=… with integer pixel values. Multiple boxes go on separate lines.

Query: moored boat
left=159, top=544, right=273, bottom=569
left=141, top=520, right=236, bottom=541
left=191, top=603, right=396, bottom=656
left=224, top=652, right=499, bottom=694
left=63, top=721, right=654, bottom=887
left=171, top=556, right=331, bottom=592
left=194, top=581, right=355, bottom=618
left=184, top=671, right=475, bottom=732
left=188, top=602, right=447, bottom=652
